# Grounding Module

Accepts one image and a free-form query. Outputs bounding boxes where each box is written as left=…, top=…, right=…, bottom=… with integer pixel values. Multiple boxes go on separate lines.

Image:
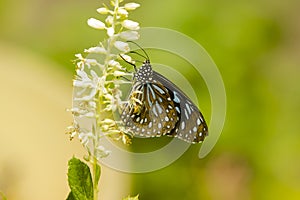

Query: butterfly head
left=133, top=60, right=153, bottom=83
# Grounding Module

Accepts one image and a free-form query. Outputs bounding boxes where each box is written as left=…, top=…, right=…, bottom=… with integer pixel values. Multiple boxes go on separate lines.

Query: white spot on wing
left=148, top=85, right=156, bottom=99
left=152, top=106, right=158, bottom=117
left=181, top=121, right=185, bottom=130
left=158, top=123, right=162, bottom=129
left=173, top=91, right=180, bottom=103
left=186, top=103, right=191, bottom=115
left=156, top=103, right=163, bottom=114
left=152, top=84, right=165, bottom=94
left=184, top=109, right=189, bottom=119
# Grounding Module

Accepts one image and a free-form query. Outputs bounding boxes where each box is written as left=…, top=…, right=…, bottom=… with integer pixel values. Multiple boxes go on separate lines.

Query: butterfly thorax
left=133, top=60, right=153, bottom=84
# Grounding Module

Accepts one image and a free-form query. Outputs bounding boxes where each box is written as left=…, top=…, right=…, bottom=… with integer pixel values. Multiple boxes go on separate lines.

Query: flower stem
left=93, top=156, right=100, bottom=200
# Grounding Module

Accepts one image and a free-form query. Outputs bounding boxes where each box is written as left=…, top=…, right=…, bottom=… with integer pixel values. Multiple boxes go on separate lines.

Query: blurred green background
left=1, top=0, right=300, bottom=199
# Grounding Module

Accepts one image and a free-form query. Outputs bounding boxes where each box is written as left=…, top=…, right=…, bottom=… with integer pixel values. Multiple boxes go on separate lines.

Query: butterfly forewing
left=153, top=71, right=208, bottom=143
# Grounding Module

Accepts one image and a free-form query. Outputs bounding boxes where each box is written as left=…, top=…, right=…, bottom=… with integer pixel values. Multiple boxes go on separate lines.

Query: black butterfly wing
left=121, top=81, right=179, bottom=138
left=153, top=71, right=209, bottom=143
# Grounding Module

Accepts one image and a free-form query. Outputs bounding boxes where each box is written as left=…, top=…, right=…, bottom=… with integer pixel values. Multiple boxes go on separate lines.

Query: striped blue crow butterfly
left=120, top=42, right=208, bottom=143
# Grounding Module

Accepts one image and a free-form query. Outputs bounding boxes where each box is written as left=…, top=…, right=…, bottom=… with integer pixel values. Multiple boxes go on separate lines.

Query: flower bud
left=87, top=18, right=105, bottom=29
left=114, top=41, right=130, bottom=52
left=105, top=15, right=114, bottom=25
left=84, top=47, right=106, bottom=54
left=108, top=60, right=120, bottom=67
left=114, top=70, right=126, bottom=77
left=124, top=3, right=140, bottom=10
left=122, top=20, right=139, bottom=30
left=120, top=54, right=132, bottom=63
left=120, top=30, right=139, bottom=40
left=97, top=7, right=109, bottom=14
left=117, top=8, right=128, bottom=16
left=106, top=27, right=115, bottom=37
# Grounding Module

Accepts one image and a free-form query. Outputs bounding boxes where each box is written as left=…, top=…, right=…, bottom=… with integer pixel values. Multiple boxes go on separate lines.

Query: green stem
left=93, top=156, right=99, bottom=200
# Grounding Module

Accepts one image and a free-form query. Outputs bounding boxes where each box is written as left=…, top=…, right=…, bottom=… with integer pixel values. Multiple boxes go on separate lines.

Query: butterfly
left=120, top=44, right=208, bottom=143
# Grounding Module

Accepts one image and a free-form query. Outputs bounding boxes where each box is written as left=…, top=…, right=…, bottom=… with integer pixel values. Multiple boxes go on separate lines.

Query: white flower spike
left=69, top=0, right=140, bottom=164
left=68, top=2, right=142, bottom=199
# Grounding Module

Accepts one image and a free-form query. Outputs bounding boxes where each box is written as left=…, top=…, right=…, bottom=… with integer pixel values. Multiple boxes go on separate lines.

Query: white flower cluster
left=67, top=0, right=140, bottom=161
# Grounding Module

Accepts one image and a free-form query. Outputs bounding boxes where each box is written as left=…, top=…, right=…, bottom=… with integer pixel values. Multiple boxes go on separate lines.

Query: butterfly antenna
left=127, top=41, right=150, bottom=61
left=119, top=54, right=137, bottom=72
left=128, top=50, right=148, bottom=60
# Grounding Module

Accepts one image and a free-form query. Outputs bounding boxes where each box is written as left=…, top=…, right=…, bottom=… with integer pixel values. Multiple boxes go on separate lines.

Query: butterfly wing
left=121, top=81, right=179, bottom=137
left=153, top=71, right=209, bottom=143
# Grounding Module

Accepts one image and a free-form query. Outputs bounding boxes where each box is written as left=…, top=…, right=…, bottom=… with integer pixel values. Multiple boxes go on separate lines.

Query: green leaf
left=0, top=191, right=7, bottom=200
left=66, top=191, right=76, bottom=200
left=123, top=194, right=139, bottom=200
left=68, top=157, right=93, bottom=200
left=94, top=163, right=101, bottom=188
